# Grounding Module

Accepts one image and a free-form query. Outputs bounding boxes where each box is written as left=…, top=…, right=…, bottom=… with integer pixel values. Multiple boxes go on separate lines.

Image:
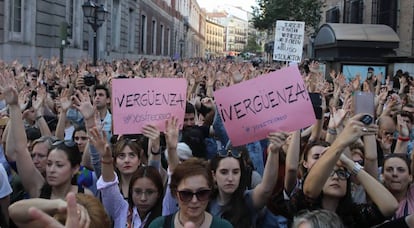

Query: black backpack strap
left=163, top=214, right=174, bottom=228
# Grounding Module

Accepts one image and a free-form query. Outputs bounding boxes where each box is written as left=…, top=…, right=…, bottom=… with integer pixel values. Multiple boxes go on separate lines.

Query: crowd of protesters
left=0, top=55, right=414, bottom=228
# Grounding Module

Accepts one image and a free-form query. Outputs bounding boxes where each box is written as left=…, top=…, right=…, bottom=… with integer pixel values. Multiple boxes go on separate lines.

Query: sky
left=197, top=0, right=257, bottom=12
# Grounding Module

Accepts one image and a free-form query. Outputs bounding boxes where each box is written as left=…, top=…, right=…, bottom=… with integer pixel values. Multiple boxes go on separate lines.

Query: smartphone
left=309, top=93, right=323, bottom=120
left=354, top=92, right=375, bottom=117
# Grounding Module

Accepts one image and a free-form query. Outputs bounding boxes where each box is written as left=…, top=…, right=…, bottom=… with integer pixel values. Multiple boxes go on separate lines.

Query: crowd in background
left=0, top=56, right=414, bottom=227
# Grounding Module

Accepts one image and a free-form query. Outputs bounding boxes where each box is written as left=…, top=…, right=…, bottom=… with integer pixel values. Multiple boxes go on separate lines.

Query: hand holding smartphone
left=354, top=91, right=375, bottom=124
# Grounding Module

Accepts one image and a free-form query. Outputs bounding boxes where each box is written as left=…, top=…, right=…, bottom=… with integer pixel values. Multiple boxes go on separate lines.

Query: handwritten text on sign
left=112, top=78, right=186, bottom=134
left=213, top=66, right=315, bottom=146
left=273, top=20, right=305, bottom=62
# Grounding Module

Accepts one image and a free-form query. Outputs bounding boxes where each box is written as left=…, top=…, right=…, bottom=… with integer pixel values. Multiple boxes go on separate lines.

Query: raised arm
left=362, top=134, right=379, bottom=179
left=252, top=132, right=287, bottom=209
left=55, top=88, right=72, bottom=140
left=88, top=127, right=114, bottom=182
left=340, top=154, right=398, bottom=216
left=303, top=114, right=378, bottom=199
left=284, top=130, right=300, bottom=194
left=142, top=124, right=161, bottom=169
left=0, top=73, right=44, bottom=198
left=31, top=86, right=52, bottom=136
left=165, top=117, right=180, bottom=173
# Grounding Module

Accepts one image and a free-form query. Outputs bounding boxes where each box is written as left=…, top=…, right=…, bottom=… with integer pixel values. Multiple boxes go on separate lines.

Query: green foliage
left=244, top=34, right=262, bottom=52
left=252, top=0, right=324, bottom=33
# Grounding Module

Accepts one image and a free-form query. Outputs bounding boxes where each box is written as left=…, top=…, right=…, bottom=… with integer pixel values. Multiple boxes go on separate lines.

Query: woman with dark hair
left=381, top=153, right=414, bottom=219
left=208, top=136, right=286, bottom=227
left=90, top=127, right=164, bottom=228
left=291, top=114, right=399, bottom=227
left=2, top=81, right=93, bottom=200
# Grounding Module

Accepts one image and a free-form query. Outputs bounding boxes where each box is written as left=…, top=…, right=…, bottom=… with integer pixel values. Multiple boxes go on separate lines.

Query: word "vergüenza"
left=114, top=91, right=185, bottom=108
left=218, top=83, right=307, bottom=122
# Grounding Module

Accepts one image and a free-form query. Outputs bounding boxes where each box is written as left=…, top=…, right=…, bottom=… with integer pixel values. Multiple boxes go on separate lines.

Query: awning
left=314, top=23, right=400, bottom=61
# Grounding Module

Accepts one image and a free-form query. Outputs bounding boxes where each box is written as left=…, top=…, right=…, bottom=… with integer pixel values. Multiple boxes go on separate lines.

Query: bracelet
left=352, top=162, right=363, bottom=175
left=398, top=136, right=410, bottom=142
left=101, top=158, right=113, bottom=164
left=327, top=128, right=337, bottom=135
left=151, top=148, right=161, bottom=155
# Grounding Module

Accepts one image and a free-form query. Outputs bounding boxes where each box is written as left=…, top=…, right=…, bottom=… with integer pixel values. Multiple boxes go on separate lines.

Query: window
left=9, top=0, right=22, bottom=33
left=326, top=7, right=340, bottom=23
left=128, top=8, right=135, bottom=52
left=111, top=0, right=121, bottom=50
left=152, top=20, right=157, bottom=54
left=141, top=14, right=147, bottom=53
left=346, top=0, right=363, bottom=24
left=160, top=24, right=164, bottom=55
left=167, top=28, right=171, bottom=56
left=377, top=0, right=398, bottom=31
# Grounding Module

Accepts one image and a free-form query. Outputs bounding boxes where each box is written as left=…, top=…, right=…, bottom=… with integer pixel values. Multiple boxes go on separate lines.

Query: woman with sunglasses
left=207, top=132, right=287, bottom=228
left=90, top=127, right=165, bottom=228
left=149, top=158, right=232, bottom=228
left=292, top=114, right=398, bottom=227
left=1, top=82, right=93, bottom=200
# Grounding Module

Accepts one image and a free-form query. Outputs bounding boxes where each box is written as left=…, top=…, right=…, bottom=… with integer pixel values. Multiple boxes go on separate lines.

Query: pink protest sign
left=213, top=66, right=315, bottom=146
left=112, top=78, right=187, bottom=134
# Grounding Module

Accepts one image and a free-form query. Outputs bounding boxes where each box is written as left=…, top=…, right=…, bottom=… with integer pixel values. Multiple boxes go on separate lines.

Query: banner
left=112, top=78, right=186, bottom=134
left=213, top=66, right=315, bottom=146
left=273, top=20, right=305, bottom=63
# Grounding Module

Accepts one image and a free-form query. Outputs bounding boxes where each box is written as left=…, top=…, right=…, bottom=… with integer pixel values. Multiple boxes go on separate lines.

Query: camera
left=83, top=74, right=96, bottom=86
left=360, top=114, right=373, bottom=125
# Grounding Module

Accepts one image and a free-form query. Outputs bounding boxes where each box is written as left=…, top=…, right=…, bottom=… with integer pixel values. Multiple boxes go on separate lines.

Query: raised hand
left=59, top=88, right=72, bottom=112
left=336, top=113, right=378, bottom=148
left=72, top=90, right=94, bottom=120
left=142, top=124, right=160, bottom=153
left=0, top=70, right=18, bottom=105
left=268, top=132, right=288, bottom=153
left=165, top=116, right=180, bottom=151
left=88, top=127, right=109, bottom=158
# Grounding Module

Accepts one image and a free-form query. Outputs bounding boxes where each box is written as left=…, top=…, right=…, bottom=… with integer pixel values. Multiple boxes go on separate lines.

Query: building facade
left=205, top=18, right=225, bottom=57
left=322, top=0, right=414, bottom=58
left=0, top=0, right=205, bottom=65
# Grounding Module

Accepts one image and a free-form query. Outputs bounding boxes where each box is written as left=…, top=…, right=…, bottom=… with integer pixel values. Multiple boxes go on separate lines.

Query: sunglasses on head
left=217, top=149, right=241, bottom=158
left=330, top=169, right=350, bottom=180
left=177, top=189, right=211, bottom=202
left=52, top=140, right=77, bottom=148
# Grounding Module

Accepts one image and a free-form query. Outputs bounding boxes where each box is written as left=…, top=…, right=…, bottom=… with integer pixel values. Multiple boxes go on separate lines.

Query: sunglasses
left=177, top=189, right=211, bottom=202
left=217, top=149, right=241, bottom=158
left=330, top=169, right=350, bottom=180
left=52, top=140, right=77, bottom=148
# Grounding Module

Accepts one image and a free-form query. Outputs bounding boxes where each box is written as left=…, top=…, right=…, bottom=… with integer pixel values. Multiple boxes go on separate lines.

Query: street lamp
left=82, top=0, right=108, bottom=66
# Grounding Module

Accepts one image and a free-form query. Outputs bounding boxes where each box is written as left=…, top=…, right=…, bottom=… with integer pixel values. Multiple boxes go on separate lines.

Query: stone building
left=205, top=18, right=225, bottom=57
left=0, top=0, right=205, bottom=65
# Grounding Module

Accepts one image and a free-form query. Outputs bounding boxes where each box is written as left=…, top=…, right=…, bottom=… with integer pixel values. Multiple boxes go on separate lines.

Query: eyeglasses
left=217, top=149, right=241, bottom=158
left=330, top=169, right=350, bottom=180
left=177, top=189, right=211, bottom=202
left=74, top=136, right=88, bottom=141
left=52, top=140, right=77, bottom=148
left=133, top=189, right=158, bottom=197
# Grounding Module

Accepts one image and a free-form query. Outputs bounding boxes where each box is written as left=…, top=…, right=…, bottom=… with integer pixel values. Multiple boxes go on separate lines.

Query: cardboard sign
left=112, top=78, right=187, bottom=134
left=213, top=66, right=315, bottom=146
left=273, top=20, right=305, bottom=62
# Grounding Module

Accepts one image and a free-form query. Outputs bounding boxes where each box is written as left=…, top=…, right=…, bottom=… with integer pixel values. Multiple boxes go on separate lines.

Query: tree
left=252, top=0, right=324, bottom=33
left=244, top=34, right=262, bottom=53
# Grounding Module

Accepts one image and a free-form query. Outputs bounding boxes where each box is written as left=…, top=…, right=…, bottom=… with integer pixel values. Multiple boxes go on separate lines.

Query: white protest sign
left=273, top=20, right=305, bottom=63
